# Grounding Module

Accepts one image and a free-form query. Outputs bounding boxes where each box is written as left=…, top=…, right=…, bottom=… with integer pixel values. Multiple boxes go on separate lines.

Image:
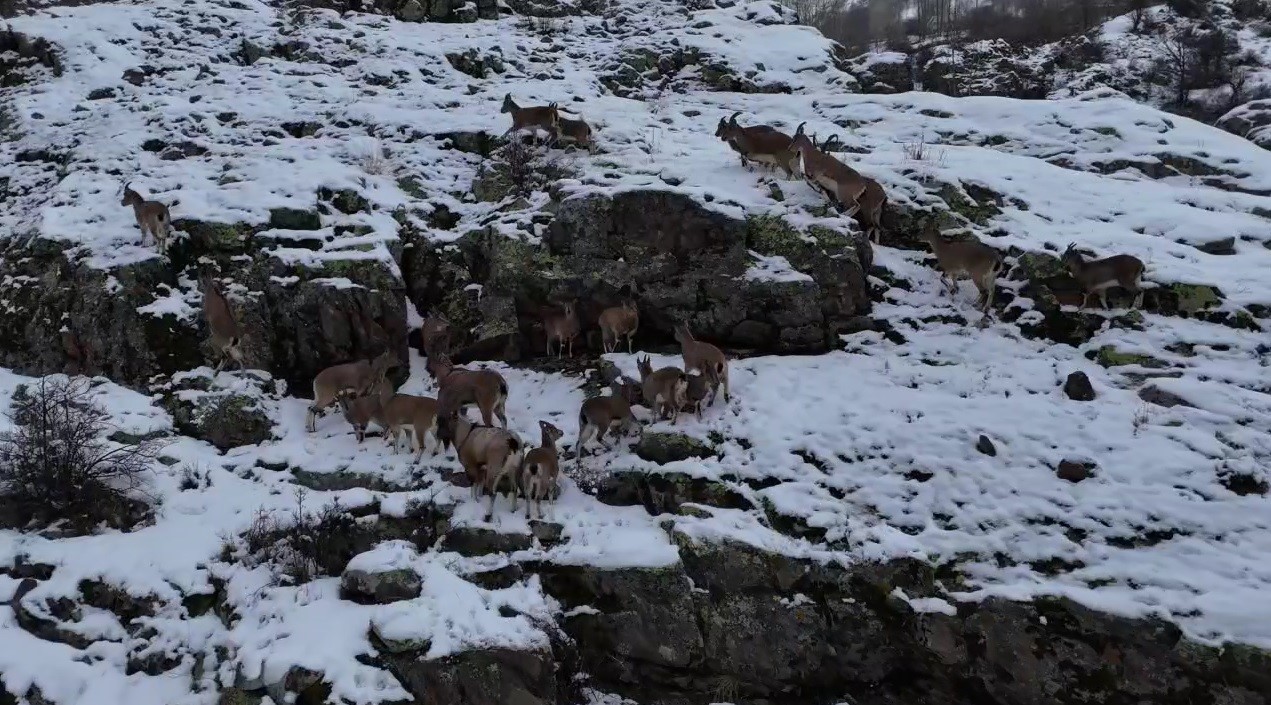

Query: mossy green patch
left=634, top=433, right=714, bottom=464
left=1170, top=283, right=1222, bottom=314
left=1095, top=345, right=1167, bottom=369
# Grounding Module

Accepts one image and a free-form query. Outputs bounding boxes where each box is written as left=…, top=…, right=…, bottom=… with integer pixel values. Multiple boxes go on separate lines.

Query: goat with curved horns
left=788, top=123, right=869, bottom=217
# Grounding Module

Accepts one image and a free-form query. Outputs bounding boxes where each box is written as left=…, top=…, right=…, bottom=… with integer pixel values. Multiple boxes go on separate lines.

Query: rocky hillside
left=850, top=0, right=1271, bottom=147
left=0, top=1, right=1270, bottom=705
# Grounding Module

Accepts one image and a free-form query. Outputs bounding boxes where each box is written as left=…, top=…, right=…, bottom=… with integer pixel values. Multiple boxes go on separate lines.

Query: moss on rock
left=1170, top=283, right=1222, bottom=315
left=634, top=432, right=714, bottom=464
left=1095, top=345, right=1167, bottom=369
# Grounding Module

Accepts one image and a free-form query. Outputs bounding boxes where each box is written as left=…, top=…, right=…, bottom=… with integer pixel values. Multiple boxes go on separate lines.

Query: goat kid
left=121, top=183, right=172, bottom=252
left=556, top=115, right=596, bottom=153
left=673, top=324, right=730, bottom=405
left=377, top=386, right=441, bottom=461
left=544, top=301, right=580, bottom=358
left=520, top=421, right=564, bottom=520
left=637, top=355, right=689, bottom=423
left=1061, top=244, right=1146, bottom=310
left=576, top=385, right=637, bottom=465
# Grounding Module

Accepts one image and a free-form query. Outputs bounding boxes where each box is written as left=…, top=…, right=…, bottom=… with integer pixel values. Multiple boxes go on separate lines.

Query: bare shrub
left=0, top=376, right=159, bottom=533
left=902, top=133, right=944, bottom=164
left=231, top=489, right=368, bottom=585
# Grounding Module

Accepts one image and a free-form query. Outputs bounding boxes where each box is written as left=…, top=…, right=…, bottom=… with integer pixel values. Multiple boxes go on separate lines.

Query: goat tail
left=507, top=436, right=521, bottom=453
left=714, top=361, right=725, bottom=377
left=499, top=380, right=508, bottom=399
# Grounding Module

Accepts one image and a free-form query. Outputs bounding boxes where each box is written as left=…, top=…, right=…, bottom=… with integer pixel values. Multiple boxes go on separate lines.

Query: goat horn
left=795, top=122, right=806, bottom=136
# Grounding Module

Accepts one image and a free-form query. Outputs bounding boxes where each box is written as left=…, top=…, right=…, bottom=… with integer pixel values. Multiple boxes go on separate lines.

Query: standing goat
left=428, top=352, right=509, bottom=428
left=121, top=183, right=172, bottom=252
left=501, top=94, right=560, bottom=144
left=421, top=313, right=451, bottom=355
left=788, top=124, right=869, bottom=217
left=307, top=351, right=396, bottom=433
left=576, top=385, right=637, bottom=464
left=637, top=355, right=689, bottom=423
left=674, top=324, right=729, bottom=405
left=598, top=299, right=639, bottom=354
left=715, top=113, right=797, bottom=179
left=817, top=135, right=888, bottom=244
left=520, top=421, right=564, bottom=520
left=556, top=115, right=596, bottom=153
left=339, top=382, right=386, bottom=443
left=438, top=412, right=523, bottom=522
left=1061, top=244, right=1146, bottom=310
left=918, top=223, right=1003, bottom=314
left=544, top=301, right=580, bottom=359
left=198, top=273, right=243, bottom=374
left=377, top=386, right=441, bottom=460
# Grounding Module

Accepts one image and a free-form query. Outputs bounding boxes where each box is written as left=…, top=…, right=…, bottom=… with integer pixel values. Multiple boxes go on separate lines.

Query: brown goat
left=576, top=387, right=637, bottom=464
left=716, top=113, right=797, bottom=179
left=501, top=94, right=560, bottom=143
left=438, top=413, right=524, bottom=522
left=544, top=301, right=580, bottom=358
left=377, top=386, right=441, bottom=460
left=673, top=324, right=729, bottom=405
left=1061, top=244, right=1146, bottom=310
left=637, top=355, right=689, bottom=423
left=520, top=420, right=564, bottom=520
left=421, top=313, right=451, bottom=355
left=198, top=273, right=243, bottom=373
left=429, top=352, right=509, bottom=428
left=338, top=381, right=386, bottom=444
left=788, top=124, right=869, bottom=217
left=308, top=351, right=396, bottom=433
left=121, top=183, right=172, bottom=252
left=918, top=224, right=1003, bottom=314
left=598, top=299, right=639, bottom=354
left=556, top=115, right=596, bottom=152
left=683, top=372, right=711, bottom=420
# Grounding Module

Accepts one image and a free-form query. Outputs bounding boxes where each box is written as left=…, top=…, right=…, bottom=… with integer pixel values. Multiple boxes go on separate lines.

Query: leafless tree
left=0, top=376, right=160, bottom=532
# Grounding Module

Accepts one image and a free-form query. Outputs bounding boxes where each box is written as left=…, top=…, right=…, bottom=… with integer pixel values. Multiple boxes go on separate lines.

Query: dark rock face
left=401, top=191, right=871, bottom=361
left=534, top=537, right=1271, bottom=705
left=0, top=233, right=407, bottom=393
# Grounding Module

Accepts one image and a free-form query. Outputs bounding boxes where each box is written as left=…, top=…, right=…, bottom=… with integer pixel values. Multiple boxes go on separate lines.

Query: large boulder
left=402, top=190, right=871, bottom=360
left=1217, top=99, right=1271, bottom=150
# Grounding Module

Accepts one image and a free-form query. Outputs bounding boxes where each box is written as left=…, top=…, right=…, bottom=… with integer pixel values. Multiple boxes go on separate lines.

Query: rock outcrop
left=402, top=190, right=872, bottom=361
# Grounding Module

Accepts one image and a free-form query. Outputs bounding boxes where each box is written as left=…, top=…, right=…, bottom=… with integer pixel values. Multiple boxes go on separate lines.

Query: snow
left=1, top=0, right=1270, bottom=702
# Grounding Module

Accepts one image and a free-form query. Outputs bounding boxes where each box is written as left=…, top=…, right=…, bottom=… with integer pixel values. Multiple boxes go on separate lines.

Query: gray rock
left=396, top=0, right=426, bottom=21
left=975, top=434, right=997, bottom=456
left=633, top=432, right=713, bottom=464
left=597, top=469, right=753, bottom=515
left=1063, top=370, right=1096, bottom=401
left=340, top=567, right=422, bottom=604
left=443, top=527, right=532, bottom=556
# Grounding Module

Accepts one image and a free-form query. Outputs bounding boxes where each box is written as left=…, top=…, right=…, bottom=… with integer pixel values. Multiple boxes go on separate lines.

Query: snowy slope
left=1, top=0, right=1271, bottom=704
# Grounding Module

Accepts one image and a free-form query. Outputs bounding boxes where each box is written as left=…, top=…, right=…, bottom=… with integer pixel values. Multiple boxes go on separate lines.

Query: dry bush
left=233, top=489, right=367, bottom=585
left=0, top=376, right=159, bottom=534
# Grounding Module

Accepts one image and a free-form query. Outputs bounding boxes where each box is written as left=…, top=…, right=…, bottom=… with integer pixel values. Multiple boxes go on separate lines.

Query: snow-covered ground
left=2, top=0, right=1271, bottom=703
